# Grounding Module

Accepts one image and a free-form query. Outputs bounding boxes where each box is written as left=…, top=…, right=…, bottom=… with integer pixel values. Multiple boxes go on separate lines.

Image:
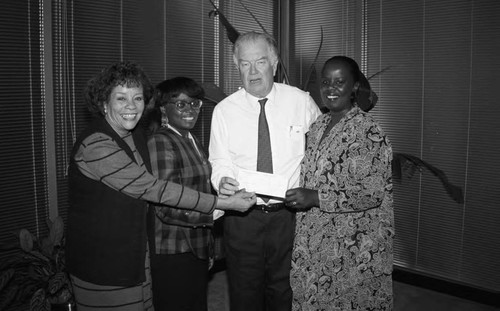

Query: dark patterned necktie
left=257, top=98, right=273, bottom=174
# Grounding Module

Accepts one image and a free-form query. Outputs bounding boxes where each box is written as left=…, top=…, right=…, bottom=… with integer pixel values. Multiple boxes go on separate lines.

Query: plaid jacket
left=147, top=127, right=214, bottom=259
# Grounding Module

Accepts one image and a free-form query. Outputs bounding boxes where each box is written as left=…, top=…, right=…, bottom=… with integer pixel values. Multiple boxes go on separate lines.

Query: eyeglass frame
left=163, top=99, right=203, bottom=111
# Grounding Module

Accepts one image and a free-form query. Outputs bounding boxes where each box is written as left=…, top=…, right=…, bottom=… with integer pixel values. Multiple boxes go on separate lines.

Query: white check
left=236, top=169, right=288, bottom=199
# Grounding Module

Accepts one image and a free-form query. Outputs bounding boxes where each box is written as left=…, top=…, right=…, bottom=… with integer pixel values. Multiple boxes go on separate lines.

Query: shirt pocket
left=287, top=125, right=305, bottom=156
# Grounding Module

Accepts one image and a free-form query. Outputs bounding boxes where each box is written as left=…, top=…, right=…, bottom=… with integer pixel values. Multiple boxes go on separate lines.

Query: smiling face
left=161, top=93, right=200, bottom=136
left=104, top=84, right=145, bottom=136
left=235, top=38, right=278, bottom=98
left=320, top=60, right=359, bottom=115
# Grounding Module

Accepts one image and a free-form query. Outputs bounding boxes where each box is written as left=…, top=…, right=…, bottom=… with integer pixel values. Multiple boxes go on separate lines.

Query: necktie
left=257, top=98, right=273, bottom=174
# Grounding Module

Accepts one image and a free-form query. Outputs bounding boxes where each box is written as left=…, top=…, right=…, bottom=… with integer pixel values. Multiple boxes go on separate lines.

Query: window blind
left=219, top=0, right=276, bottom=95
left=364, top=0, right=500, bottom=291
left=192, top=0, right=276, bottom=151
left=0, top=0, right=48, bottom=253
left=162, top=0, right=218, bottom=149
left=291, top=0, right=500, bottom=292
left=294, top=0, right=358, bottom=104
left=52, top=0, right=221, bottom=219
left=53, top=0, right=126, bottom=222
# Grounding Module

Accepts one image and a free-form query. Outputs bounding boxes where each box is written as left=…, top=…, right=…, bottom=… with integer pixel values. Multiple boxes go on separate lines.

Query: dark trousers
left=224, top=208, right=295, bottom=311
left=150, top=252, right=209, bottom=311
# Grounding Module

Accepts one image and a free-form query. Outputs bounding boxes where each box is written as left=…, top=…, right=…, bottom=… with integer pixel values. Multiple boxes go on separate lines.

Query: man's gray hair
left=232, top=31, right=279, bottom=66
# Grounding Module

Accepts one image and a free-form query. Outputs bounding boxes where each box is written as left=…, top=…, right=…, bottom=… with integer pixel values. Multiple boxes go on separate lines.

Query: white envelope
left=237, top=169, right=288, bottom=199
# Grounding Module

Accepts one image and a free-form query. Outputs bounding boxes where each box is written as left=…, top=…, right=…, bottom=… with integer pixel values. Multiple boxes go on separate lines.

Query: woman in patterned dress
left=66, top=61, right=256, bottom=311
left=285, top=56, right=394, bottom=310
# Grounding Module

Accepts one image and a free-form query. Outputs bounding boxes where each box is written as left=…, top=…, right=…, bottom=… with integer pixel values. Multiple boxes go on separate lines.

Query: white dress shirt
left=209, top=83, right=322, bottom=204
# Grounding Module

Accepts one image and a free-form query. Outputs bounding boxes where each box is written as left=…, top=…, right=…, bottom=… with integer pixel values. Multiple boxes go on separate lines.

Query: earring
left=161, top=115, right=168, bottom=127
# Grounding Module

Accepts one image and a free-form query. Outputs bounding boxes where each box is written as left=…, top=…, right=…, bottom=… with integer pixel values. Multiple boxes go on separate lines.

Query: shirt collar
left=167, top=124, right=193, bottom=140
left=244, top=84, right=276, bottom=108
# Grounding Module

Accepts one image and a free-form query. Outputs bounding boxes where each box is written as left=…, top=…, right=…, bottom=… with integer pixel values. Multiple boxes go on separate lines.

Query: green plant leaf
left=49, top=217, right=64, bottom=247
left=49, top=288, right=72, bottom=305
left=31, top=288, right=50, bottom=311
left=0, top=282, right=18, bottom=310
left=237, top=0, right=267, bottom=34
left=19, top=228, right=34, bottom=252
left=0, top=268, right=14, bottom=292
left=1, top=216, right=72, bottom=310
left=392, top=152, right=464, bottom=203
left=302, top=26, right=324, bottom=92
left=208, top=0, right=239, bottom=44
left=29, top=250, right=51, bottom=263
left=47, top=272, right=68, bottom=295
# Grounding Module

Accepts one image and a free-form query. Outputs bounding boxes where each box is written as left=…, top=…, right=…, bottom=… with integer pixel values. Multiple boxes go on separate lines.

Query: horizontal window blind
left=162, top=0, right=218, bottom=149
left=54, top=0, right=124, bottom=222
left=219, top=0, right=276, bottom=95
left=365, top=0, right=500, bottom=291
left=53, top=0, right=221, bottom=219
left=6, top=0, right=499, bottom=293
left=291, top=0, right=500, bottom=292
left=294, top=0, right=358, bottom=104
left=0, top=0, right=48, bottom=256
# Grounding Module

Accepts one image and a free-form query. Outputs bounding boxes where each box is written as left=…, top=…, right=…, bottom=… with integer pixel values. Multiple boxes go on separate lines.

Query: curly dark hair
left=84, top=61, right=154, bottom=117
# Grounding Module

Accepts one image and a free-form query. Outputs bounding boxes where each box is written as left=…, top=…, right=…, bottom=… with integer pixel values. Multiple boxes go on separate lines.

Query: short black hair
left=323, top=56, right=376, bottom=112
left=151, top=76, right=205, bottom=109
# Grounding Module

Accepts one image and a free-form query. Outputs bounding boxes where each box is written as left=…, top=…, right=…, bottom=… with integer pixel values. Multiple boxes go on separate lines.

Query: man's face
left=235, top=39, right=278, bottom=98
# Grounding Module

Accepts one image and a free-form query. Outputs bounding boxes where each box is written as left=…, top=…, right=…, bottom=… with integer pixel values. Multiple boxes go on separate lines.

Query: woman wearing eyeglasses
left=146, top=77, right=216, bottom=311
left=68, top=65, right=255, bottom=311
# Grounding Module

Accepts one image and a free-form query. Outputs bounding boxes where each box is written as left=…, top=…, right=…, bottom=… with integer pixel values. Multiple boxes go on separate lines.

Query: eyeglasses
left=166, top=99, right=203, bottom=111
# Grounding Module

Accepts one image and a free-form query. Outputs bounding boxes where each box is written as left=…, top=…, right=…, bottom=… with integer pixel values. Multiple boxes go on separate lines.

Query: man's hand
left=218, top=176, right=240, bottom=197
left=217, top=190, right=256, bottom=212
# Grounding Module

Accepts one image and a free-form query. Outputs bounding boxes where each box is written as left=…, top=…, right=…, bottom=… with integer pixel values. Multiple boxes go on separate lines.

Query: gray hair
left=232, top=31, right=279, bottom=66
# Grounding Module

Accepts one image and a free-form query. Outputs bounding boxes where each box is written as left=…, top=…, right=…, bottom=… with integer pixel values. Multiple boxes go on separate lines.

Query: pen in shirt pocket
left=289, top=125, right=303, bottom=135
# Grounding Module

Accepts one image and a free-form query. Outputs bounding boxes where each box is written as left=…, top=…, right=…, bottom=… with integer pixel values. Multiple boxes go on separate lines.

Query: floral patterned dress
left=291, top=107, right=394, bottom=310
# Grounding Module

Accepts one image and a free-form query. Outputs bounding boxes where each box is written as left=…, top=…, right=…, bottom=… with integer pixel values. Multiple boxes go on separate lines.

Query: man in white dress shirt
left=209, top=31, right=321, bottom=311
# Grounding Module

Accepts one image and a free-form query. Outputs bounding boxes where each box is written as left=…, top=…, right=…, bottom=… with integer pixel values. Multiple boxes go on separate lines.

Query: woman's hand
left=217, top=189, right=256, bottom=212
left=285, top=188, right=319, bottom=210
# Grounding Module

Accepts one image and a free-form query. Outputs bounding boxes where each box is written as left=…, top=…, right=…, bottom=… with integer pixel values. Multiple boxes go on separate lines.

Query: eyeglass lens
left=174, top=99, right=202, bottom=110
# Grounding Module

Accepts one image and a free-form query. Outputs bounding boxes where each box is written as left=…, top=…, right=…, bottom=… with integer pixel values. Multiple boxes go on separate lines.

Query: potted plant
left=0, top=216, right=74, bottom=311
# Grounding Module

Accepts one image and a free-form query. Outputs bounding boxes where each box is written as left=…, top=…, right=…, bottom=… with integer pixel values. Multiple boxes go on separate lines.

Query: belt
left=253, top=202, right=286, bottom=213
